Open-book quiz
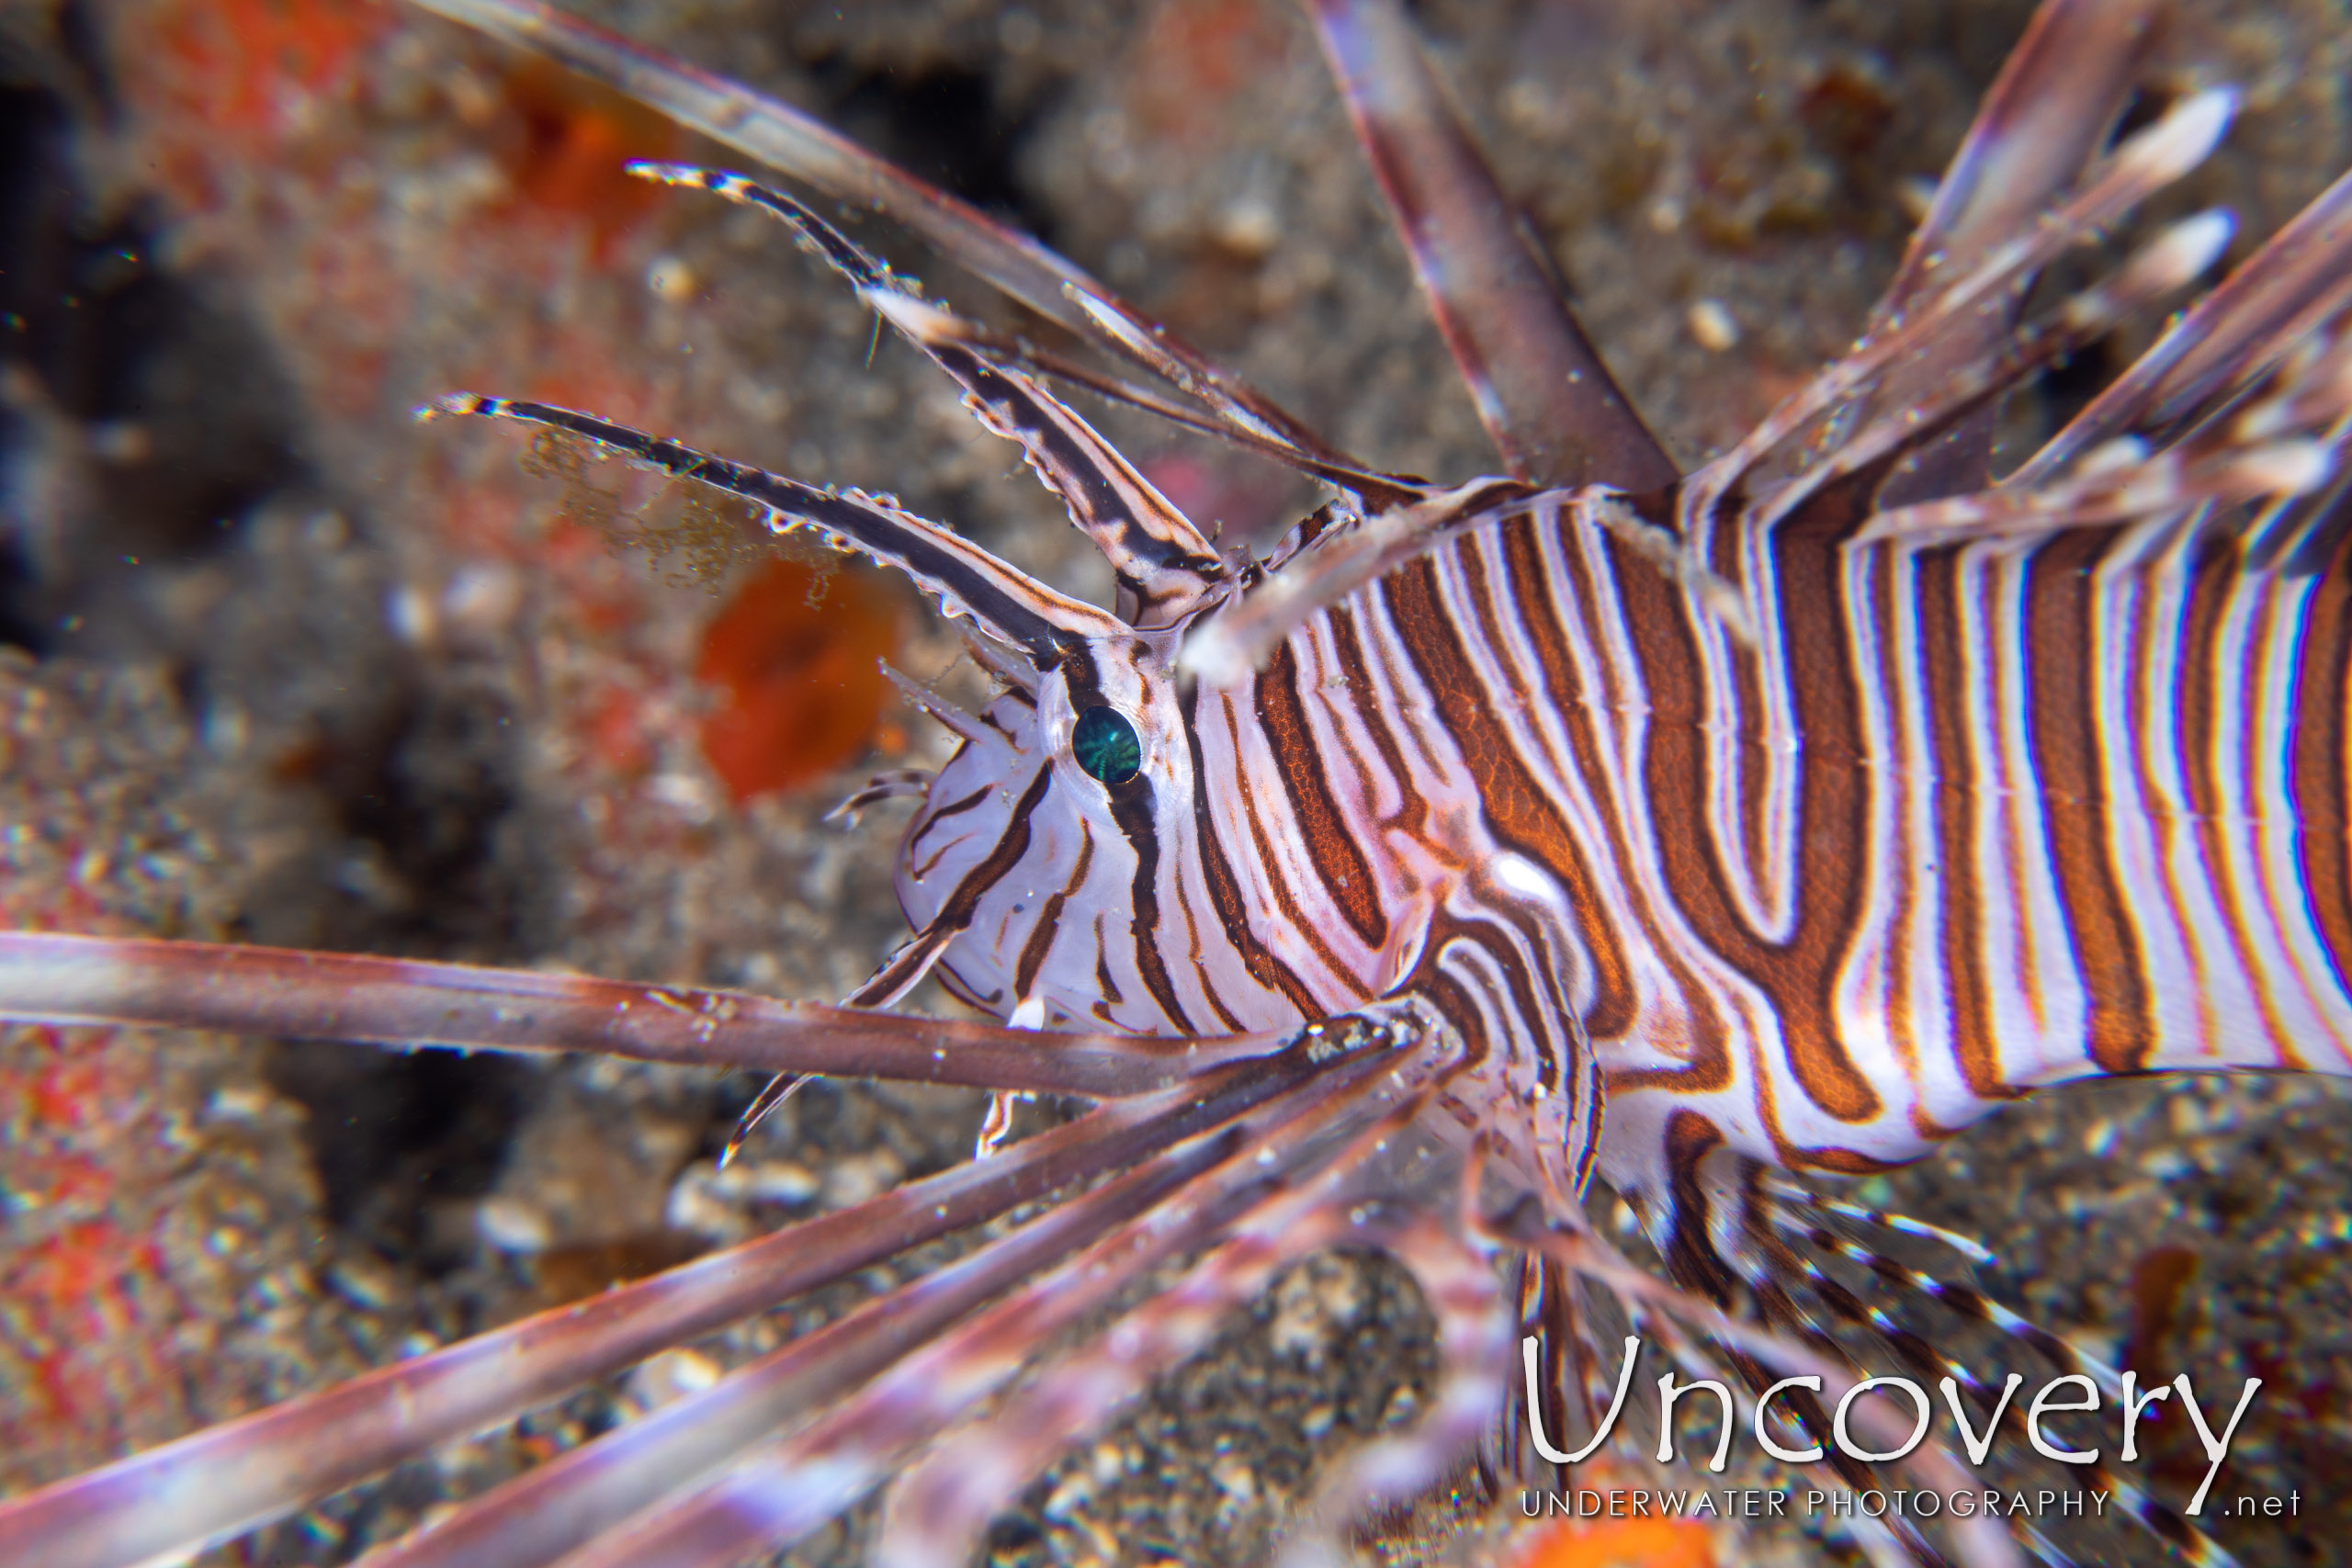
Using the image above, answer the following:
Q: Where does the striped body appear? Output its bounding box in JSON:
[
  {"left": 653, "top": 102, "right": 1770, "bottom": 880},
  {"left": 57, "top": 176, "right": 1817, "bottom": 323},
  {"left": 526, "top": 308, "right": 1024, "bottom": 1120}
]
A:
[
  {"left": 14, "top": 6, "right": 2352, "bottom": 1566},
  {"left": 902, "top": 491, "right": 2352, "bottom": 1213}
]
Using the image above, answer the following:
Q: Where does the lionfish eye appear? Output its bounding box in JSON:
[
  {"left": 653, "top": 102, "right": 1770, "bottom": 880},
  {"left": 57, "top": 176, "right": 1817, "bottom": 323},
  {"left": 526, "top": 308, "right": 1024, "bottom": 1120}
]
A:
[{"left": 1071, "top": 705, "right": 1142, "bottom": 784}]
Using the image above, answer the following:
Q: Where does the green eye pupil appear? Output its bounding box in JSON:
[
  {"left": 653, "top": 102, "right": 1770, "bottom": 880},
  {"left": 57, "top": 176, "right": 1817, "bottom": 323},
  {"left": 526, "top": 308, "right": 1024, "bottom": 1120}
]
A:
[{"left": 1071, "top": 706, "right": 1142, "bottom": 784}]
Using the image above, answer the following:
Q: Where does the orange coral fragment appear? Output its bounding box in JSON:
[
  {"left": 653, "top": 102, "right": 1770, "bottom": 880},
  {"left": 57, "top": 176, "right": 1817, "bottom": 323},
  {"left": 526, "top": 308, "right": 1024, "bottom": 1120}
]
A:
[
  {"left": 492, "top": 60, "right": 679, "bottom": 244},
  {"left": 148, "top": 0, "right": 388, "bottom": 138},
  {"left": 695, "top": 558, "right": 897, "bottom": 802},
  {"left": 1510, "top": 1516, "right": 1716, "bottom": 1568}
]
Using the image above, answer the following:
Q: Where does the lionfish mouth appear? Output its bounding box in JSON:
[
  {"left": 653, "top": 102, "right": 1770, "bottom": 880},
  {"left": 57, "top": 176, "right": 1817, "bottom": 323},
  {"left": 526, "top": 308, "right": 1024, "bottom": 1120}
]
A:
[{"left": 2, "top": 1, "right": 2350, "bottom": 1567}]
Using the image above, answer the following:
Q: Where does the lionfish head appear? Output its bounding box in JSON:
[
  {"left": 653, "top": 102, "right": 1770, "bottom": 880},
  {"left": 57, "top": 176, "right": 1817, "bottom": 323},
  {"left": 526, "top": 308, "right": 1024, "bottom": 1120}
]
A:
[
  {"left": 429, "top": 164, "right": 1261, "bottom": 1033},
  {"left": 861, "top": 450, "right": 1235, "bottom": 1032}
]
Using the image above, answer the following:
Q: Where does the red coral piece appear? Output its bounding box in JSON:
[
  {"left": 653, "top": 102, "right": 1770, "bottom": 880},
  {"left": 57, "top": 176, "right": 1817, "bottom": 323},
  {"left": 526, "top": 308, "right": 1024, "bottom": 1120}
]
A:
[{"left": 695, "top": 558, "right": 897, "bottom": 802}]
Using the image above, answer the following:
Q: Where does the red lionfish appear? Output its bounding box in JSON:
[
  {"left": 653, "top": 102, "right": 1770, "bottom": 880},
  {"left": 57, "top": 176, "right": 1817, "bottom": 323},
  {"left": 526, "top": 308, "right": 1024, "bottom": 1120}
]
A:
[{"left": 5, "top": 0, "right": 2352, "bottom": 1565}]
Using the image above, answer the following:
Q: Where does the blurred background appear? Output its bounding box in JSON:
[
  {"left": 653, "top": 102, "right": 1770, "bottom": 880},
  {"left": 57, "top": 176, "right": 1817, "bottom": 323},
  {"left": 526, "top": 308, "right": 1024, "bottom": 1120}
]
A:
[{"left": 2, "top": 1, "right": 2348, "bottom": 1562}]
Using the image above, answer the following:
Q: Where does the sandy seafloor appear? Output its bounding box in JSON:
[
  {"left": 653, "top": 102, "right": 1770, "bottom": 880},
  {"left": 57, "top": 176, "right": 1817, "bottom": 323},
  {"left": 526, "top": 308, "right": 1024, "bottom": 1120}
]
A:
[{"left": 5, "top": 0, "right": 2352, "bottom": 1563}]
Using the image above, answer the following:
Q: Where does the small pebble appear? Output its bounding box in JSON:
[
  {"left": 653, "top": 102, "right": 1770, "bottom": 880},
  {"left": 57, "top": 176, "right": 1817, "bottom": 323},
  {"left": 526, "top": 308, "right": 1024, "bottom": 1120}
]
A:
[
  {"left": 645, "top": 255, "right": 695, "bottom": 302},
  {"left": 1688, "top": 298, "right": 1741, "bottom": 352},
  {"left": 625, "top": 1347, "right": 721, "bottom": 1414},
  {"left": 476, "top": 1196, "right": 553, "bottom": 1254}
]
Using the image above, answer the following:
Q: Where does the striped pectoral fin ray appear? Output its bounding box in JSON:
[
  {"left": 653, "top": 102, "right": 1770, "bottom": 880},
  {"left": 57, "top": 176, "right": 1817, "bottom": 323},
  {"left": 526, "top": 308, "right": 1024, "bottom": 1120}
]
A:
[
  {"left": 1503, "top": 1213, "right": 2012, "bottom": 1566},
  {"left": 873, "top": 1195, "right": 1358, "bottom": 1568},
  {"left": 555, "top": 1026, "right": 1437, "bottom": 1568},
  {"left": 1283, "top": 1216, "right": 1514, "bottom": 1557},
  {"left": 1540, "top": 1168, "right": 2087, "bottom": 1566},
  {"left": 868, "top": 1042, "right": 1455, "bottom": 1568},
  {"left": 0, "top": 932, "right": 1296, "bottom": 1099},
  {"left": 421, "top": 390, "right": 1125, "bottom": 666},
  {"left": 349, "top": 1043, "right": 1370, "bottom": 1568},
  {"left": 352, "top": 1202, "right": 1081, "bottom": 1568},
  {"left": 1510, "top": 1251, "right": 1624, "bottom": 1474},
  {"left": 0, "top": 1055, "right": 1330, "bottom": 1568},
  {"left": 1610, "top": 1122, "right": 2240, "bottom": 1566},
  {"left": 1306, "top": 0, "right": 1675, "bottom": 492},
  {"left": 1745, "top": 1175, "right": 2236, "bottom": 1565}
]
